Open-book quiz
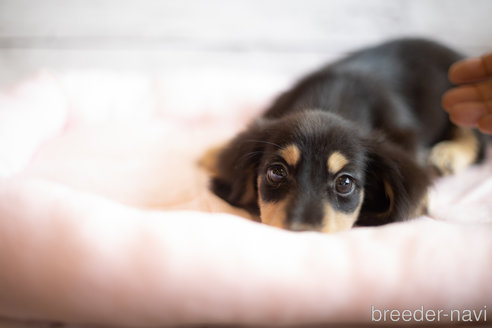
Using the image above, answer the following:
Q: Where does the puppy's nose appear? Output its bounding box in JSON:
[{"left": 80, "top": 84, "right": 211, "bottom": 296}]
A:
[
  {"left": 288, "top": 222, "right": 321, "bottom": 232},
  {"left": 287, "top": 196, "right": 324, "bottom": 230}
]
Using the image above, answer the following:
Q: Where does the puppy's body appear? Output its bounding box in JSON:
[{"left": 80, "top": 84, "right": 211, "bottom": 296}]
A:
[
  {"left": 266, "top": 39, "right": 457, "bottom": 149},
  {"left": 209, "top": 38, "right": 486, "bottom": 232}
]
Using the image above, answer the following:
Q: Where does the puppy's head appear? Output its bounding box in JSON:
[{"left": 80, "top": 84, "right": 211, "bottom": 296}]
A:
[{"left": 211, "top": 111, "right": 430, "bottom": 232}]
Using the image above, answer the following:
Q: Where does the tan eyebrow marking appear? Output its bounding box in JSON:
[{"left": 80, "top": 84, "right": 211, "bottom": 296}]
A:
[
  {"left": 327, "top": 151, "right": 349, "bottom": 174},
  {"left": 279, "top": 144, "right": 301, "bottom": 166}
]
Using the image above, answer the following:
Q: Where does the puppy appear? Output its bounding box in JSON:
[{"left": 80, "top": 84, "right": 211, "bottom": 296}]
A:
[{"left": 206, "top": 38, "right": 487, "bottom": 232}]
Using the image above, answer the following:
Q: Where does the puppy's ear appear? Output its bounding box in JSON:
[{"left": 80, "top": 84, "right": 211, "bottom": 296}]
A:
[
  {"left": 209, "top": 119, "right": 269, "bottom": 216},
  {"left": 357, "top": 137, "right": 431, "bottom": 226}
]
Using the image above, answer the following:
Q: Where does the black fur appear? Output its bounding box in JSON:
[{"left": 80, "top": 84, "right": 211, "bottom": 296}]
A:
[{"left": 210, "top": 38, "right": 486, "bottom": 230}]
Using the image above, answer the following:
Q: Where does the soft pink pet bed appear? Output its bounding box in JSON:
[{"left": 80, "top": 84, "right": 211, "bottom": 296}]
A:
[{"left": 0, "top": 72, "right": 491, "bottom": 327}]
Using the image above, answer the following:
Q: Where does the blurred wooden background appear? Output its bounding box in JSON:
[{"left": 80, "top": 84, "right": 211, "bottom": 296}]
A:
[{"left": 1, "top": 0, "right": 492, "bottom": 87}]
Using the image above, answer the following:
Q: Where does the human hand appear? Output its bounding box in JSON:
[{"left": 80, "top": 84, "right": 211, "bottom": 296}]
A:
[{"left": 442, "top": 53, "right": 492, "bottom": 134}]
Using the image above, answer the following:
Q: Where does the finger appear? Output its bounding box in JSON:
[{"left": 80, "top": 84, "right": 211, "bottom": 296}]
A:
[
  {"left": 442, "top": 79, "right": 492, "bottom": 112},
  {"left": 442, "top": 85, "right": 481, "bottom": 112},
  {"left": 475, "top": 78, "right": 492, "bottom": 102},
  {"left": 448, "top": 102, "right": 488, "bottom": 127},
  {"left": 448, "top": 53, "right": 492, "bottom": 84},
  {"left": 478, "top": 113, "right": 492, "bottom": 134}
]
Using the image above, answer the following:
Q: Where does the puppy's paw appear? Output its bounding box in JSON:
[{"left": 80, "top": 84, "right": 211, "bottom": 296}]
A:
[
  {"left": 428, "top": 141, "right": 474, "bottom": 175},
  {"left": 198, "top": 143, "right": 225, "bottom": 177},
  {"left": 412, "top": 192, "right": 429, "bottom": 217}
]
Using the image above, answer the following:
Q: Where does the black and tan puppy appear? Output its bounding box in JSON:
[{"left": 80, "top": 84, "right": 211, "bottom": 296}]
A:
[{"left": 207, "top": 38, "right": 486, "bottom": 232}]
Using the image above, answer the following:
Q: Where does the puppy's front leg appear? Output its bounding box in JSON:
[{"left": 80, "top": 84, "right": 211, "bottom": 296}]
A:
[{"left": 428, "top": 127, "right": 481, "bottom": 175}]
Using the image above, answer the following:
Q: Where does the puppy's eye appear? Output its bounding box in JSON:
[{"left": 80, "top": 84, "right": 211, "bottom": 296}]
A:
[
  {"left": 266, "top": 164, "right": 288, "bottom": 185},
  {"left": 335, "top": 175, "right": 355, "bottom": 195}
]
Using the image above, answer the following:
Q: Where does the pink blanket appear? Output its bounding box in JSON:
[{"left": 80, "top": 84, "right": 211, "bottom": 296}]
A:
[{"left": 0, "top": 72, "right": 491, "bottom": 327}]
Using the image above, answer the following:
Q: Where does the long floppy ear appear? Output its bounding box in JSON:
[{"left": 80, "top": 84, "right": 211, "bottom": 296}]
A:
[
  {"left": 356, "top": 137, "right": 431, "bottom": 226},
  {"left": 209, "top": 119, "right": 270, "bottom": 216}
]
